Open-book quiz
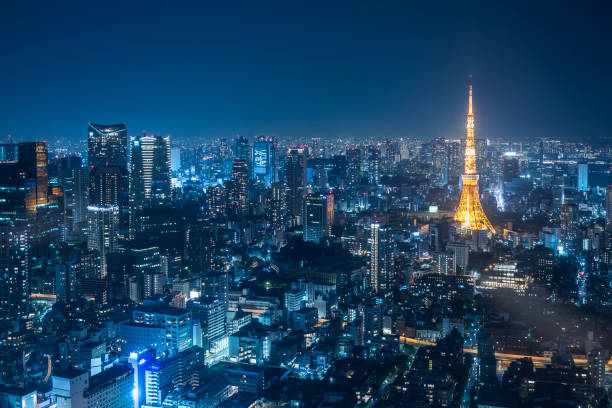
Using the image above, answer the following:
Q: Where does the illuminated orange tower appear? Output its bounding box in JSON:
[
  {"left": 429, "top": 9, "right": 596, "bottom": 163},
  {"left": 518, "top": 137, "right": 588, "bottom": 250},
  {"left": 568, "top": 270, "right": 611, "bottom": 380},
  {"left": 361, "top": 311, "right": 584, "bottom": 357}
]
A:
[{"left": 454, "top": 85, "right": 495, "bottom": 233}]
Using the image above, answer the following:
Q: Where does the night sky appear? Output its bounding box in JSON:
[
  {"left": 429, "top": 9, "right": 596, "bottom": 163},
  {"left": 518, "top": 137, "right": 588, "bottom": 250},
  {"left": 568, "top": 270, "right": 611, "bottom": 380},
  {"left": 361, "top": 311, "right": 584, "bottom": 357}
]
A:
[{"left": 1, "top": 1, "right": 611, "bottom": 144}]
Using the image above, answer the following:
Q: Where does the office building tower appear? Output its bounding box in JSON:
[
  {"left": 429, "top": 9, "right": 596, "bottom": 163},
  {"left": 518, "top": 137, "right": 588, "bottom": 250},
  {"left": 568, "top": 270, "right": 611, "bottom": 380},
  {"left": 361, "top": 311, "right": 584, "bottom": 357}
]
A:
[
  {"left": 88, "top": 123, "right": 127, "bottom": 168},
  {"left": 252, "top": 137, "right": 276, "bottom": 186},
  {"left": 228, "top": 160, "right": 249, "bottom": 218},
  {"left": 502, "top": 152, "right": 520, "bottom": 182},
  {"left": 17, "top": 142, "right": 48, "bottom": 208},
  {"left": 0, "top": 223, "right": 29, "bottom": 320},
  {"left": 88, "top": 123, "right": 128, "bottom": 230},
  {"left": 578, "top": 163, "right": 588, "bottom": 192},
  {"left": 71, "top": 166, "right": 89, "bottom": 240},
  {"left": 187, "top": 297, "right": 227, "bottom": 352},
  {"left": 345, "top": 147, "right": 361, "bottom": 187},
  {"left": 285, "top": 148, "right": 306, "bottom": 219},
  {"left": 368, "top": 223, "right": 393, "bottom": 296},
  {"left": 129, "top": 134, "right": 171, "bottom": 214},
  {"left": 302, "top": 194, "right": 334, "bottom": 242},
  {"left": 232, "top": 136, "right": 250, "bottom": 163},
  {"left": 133, "top": 305, "right": 193, "bottom": 352},
  {"left": 454, "top": 85, "right": 495, "bottom": 232},
  {"left": 188, "top": 225, "right": 217, "bottom": 274},
  {"left": 87, "top": 205, "right": 119, "bottom": 278}
]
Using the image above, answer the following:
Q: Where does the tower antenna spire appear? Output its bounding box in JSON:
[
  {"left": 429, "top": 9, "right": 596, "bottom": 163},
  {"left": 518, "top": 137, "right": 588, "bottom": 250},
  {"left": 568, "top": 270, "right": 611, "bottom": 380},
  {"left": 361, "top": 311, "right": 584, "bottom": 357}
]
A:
[{"left": 454, "top": 82, "right": 495, "bottom": 233}]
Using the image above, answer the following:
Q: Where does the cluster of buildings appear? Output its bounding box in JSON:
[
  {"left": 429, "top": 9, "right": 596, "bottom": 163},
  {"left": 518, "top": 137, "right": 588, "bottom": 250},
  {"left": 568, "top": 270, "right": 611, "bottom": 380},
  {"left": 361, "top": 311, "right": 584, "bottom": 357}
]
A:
[{"left": 0, "top": 87, "right": 612, "bottom": 407}]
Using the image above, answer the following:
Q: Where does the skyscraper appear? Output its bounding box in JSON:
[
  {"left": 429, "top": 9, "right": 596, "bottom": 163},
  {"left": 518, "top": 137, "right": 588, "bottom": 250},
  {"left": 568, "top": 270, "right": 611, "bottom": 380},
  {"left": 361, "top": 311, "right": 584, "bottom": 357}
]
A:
[
  {"left": 367, "top": 145, "right": 381, "bottom": 184},
  {"left": 232, "top": 136, "right": 251, "bottom": 163},
  {"left": 88, "top": 123, "right": 128, "bottom": 231},
  {"left": 17, "top": 142, "right": 48, "bottom": 208},
  {"left": 87, "top": 205, "right": 119, "bottom": 278},
  {"left": 285, "top": 148, "right": 306, "bottom": 219},
  {"left": 88, "top": 123, "right": 127, "bottom": 168},
  {"left": 454, "top": 85, "right": 495, "bottom": 233},
  {"left": 502, "top": 152, "right": 520, "bottom": 182},
  {"left": 560, "top": 203, "right": 578, "bottom": 252},
  {"left": 252, "top": 137, "right": 277, "bottom": 186},
  {"left": 228, "top": 159, "right": 249, "bottom": 218},
  {"left": 129, "top": 134, "right": 172, "bottom": 213},
  {"left": 345, "top": 147, "right": 361, "bottom": 187},
  {"left": 577, "top": 163, "right": 588, "bottom": 192},
  {"left": 302, "top": 194, "right": 334, "bottom": 242},
  {"left": 368, "top": 223, "right": 393, "bottom": 297},
  {"left": 0, "top": 223, "right": 29, "bottom": 320}
]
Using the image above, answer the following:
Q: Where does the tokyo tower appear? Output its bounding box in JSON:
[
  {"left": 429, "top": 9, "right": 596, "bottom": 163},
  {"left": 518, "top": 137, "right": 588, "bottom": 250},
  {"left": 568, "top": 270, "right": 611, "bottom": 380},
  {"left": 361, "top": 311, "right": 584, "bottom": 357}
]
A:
[{"left": 454, "top": 85, "right": 495, "bottom": 233}]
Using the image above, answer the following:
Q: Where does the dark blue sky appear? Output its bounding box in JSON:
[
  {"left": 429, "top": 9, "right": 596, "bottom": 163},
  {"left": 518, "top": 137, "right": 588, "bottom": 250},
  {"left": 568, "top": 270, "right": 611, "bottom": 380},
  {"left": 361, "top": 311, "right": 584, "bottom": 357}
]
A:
[{"left": 1, "top": 1, "right": 611, "bottom": 144}]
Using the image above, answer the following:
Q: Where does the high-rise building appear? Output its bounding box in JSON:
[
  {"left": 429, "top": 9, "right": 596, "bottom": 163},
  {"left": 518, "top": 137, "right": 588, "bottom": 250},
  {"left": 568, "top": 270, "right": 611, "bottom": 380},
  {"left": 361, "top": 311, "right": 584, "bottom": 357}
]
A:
[
  {"left": 88, "top": 123, "right": 128, "bottom": 231},
  {"left": 345, "top": 147, "right": 361, "bottom": 187},
  {"left": 17, "top": 142, "right": 48, "bottom": 208},
  {"left": 361, "top": 296, "right": 382, "bottom": 345},
  {"left": 502, "top": 152, "right": 520, "bottom": 182},
  {"left": 55, "top": 261, "right": 78, "bottom": 303},
  {"left": 228, "top": 160, "right": 249, "bottom": 219},
  {"left": 367, "top": 146, "right": 381, "bottom": 184},
  {"left": 269, "top": 181, "right": 286, "bottom": 232},
  {"left": 302, "top": 194, "right": 334, "bottom": 242},
  {"left": 252, "top": 137, "right": 277, "bottom": 186},
  {"left": 477, "top": 328, "right": 497, "bottom": 386},
  {"left": 368, "top": 223, "right": 393, "bottom": 297},
  {"left": 432, "top": 138, "right": 448, "bottom": 186},
  {"left": 560, "top": 204, "right": 578, "bottom": 252},
  {"left": 588, "top": 348, "right": 608, "bottom": 389},
  {"left": 232, "top": 136, "right": 250, "bottom": 163},
  {"left": 87, "top": 205, "right": 119, "bottom": 278},
  {"left": 129, "top": 134, "right": 171, "bottom": 215},
  {"left": 285, "top": 148, "right": 306, "bottom": 219},
  {"left": 88, "top": 123, "right": 128, "bottom": 168},
  {"left": 187, "top": 297, "right": 227, "bottom": 352},
  {"left": 0, "top": 223, "right": 29, "bottom": 320},
  {"left": 454, "top": 85, "right": 495, "bottom": 233},
  {"left": 170, "top": 147, "right": 181, "bottom": 174},
  {"left": 71, "top": 166, "right": 89, "bottom": 240},
  {"left": 577, "top": 163, "right": 588, "bottom": 192}
]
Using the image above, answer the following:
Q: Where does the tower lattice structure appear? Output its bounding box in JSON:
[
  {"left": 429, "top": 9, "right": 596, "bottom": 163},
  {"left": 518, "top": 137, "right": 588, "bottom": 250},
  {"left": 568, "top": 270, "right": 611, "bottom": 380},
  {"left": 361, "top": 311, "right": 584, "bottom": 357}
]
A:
[{"left": 454, "top": 85, "right": 495, "bottom": 233}]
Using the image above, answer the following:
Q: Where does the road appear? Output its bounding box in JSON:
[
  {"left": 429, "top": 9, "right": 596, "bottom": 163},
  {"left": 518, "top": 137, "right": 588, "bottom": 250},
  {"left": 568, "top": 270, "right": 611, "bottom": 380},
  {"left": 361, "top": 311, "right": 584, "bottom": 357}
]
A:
[{"left": 399, "top": 336, "right": 610, "bottom": 370}]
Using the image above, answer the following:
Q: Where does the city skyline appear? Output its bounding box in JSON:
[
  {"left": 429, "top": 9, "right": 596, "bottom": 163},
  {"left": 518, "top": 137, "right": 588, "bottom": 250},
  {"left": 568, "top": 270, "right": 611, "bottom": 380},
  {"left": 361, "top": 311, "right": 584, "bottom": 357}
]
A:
[
  {"left": 2, "top": 2, "right": 611, "bottom": 144},
  {"left": 2, "top": 3, "right": 612, "bottom": 408}
]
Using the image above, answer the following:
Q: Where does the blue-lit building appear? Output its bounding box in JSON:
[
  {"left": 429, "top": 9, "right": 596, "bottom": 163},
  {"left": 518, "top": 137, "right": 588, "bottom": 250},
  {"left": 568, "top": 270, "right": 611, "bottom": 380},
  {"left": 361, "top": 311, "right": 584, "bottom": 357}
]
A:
[
  {"left": 133, "top": 305, "right": 193, "bottom": 352},
  {"left": 578, "top": 163, "right": 588, "bottom": 192},
  {"left": 252, "top": 137, "right": 277, "bottom": 186}
]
